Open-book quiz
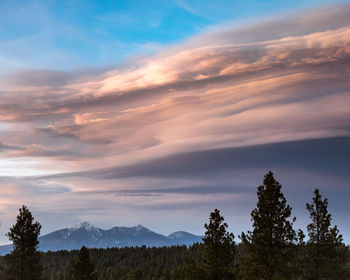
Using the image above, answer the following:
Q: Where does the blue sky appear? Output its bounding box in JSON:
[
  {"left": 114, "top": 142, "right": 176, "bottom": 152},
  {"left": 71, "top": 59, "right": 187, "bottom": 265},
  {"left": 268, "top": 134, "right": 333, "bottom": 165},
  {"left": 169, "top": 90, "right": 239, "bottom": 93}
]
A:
[
  {"left": 1, "top": 0, "right": 349, "bottom": 72},
  {"left": 0, "top": 0, "right": 350, "bottom": 244}
]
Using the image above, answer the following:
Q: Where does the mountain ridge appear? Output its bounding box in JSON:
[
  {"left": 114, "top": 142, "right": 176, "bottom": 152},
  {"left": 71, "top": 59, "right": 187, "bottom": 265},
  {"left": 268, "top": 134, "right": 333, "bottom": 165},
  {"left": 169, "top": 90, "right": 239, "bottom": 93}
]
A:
[{"left": 0, "top": 222, "right": 203, "bottom": 255}]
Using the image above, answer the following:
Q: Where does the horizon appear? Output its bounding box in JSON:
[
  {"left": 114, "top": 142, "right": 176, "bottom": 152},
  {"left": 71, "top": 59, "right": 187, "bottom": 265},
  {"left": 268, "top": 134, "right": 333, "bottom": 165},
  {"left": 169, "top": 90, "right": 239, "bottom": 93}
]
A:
[
  {"left": 0, "top": 220, "right": 204, "bottom": 249},
  {"left": 1, "top": 0, "right": 350, "bottom": 245}
]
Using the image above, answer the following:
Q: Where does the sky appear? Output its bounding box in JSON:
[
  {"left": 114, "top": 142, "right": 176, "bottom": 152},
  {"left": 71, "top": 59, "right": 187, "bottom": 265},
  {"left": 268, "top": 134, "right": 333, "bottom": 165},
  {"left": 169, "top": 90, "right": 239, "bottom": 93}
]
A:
[{"left": 0, "top": 0, "right": 350, "bottom": 245}]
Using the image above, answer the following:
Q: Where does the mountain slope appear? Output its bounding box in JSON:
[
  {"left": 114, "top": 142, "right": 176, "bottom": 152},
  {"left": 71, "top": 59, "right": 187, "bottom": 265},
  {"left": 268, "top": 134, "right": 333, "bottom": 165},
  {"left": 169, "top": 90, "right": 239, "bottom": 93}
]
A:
[
  {"left": 168, "top": 231, "right": 203, "bottom": 246},
  {"left": 0, "top": 222, "right": 203, "bottom": 255}
]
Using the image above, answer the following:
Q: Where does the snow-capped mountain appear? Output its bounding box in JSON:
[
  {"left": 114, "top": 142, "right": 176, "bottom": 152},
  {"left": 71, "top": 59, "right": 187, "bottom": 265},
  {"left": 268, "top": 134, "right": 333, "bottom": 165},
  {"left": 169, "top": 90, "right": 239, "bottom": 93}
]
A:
[{"left": 0, "top": 222, "right": 203, "bottom": 255}]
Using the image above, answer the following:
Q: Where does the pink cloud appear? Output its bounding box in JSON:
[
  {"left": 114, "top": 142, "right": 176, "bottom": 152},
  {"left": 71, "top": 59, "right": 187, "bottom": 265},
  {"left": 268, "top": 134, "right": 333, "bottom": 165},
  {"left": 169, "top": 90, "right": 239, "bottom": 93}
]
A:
[{"left": 1, "top": 4, "right": 350, "bottom": 244}]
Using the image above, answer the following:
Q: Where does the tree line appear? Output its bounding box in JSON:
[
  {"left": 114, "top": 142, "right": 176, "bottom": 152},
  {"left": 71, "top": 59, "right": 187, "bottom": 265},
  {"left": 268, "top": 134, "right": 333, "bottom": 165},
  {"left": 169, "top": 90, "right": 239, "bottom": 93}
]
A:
[{"left": 0, "top": 171, "right": 349, "bottom": 279}]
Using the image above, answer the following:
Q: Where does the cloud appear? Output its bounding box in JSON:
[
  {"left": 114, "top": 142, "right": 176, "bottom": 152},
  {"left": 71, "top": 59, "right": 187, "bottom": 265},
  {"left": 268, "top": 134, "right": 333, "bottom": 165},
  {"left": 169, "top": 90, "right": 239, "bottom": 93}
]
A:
[
  {"left": 187, "top": 3, "right": 350, "bottom": 46},
  {"left": 1, "top": 70, "right": 73, "bottom": 88},
  {"left": 0, "top": 4, "right": 350, "bottom": 243},
  {"left": 0, "top": 4, "right": 349, "bottom": 176},
  {"left": 0, "top": 141, "right": 23, "bottom": 152},
  {"left": 0, "top": 3, "right": 349, "bottom": 177},
  {"left": 40, "top": 137, "right": 349, "bottom": 184}
]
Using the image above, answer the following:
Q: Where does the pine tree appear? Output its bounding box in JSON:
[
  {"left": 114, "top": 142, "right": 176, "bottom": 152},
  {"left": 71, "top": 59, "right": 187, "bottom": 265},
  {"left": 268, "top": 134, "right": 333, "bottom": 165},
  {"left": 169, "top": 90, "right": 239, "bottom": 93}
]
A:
[
  {"left": 4, "top": 205, "right": 43, "bottom": 280},
  {"left": 202, "top": 208, "right": 235, "bottom": 280},
  {"left": 303, "top": 189, "right": 349, "bottom": 280},
  {"left": 185, "top": 258, "right": 205, "bottom": 280},
  {"left": 239, "top": 171, "right": 296, "bottom": 280},
  {"left": 70, "top": 246, "right": 97, "bottom": 280}
]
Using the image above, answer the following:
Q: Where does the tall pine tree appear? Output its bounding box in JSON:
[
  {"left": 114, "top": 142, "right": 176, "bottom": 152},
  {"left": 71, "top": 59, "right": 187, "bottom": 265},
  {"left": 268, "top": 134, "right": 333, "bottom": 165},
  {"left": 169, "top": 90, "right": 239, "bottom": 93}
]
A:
[
  {"left": 70, "top": 246, "right": 97, "bottom": 280},
  {"left": 4, "top": 205, "right": 43, "bottom": 280},
  {"left": 240, "top": 171, "right": 296, "bottom": 280},
  {"left": 202, "top": 208, "right": 235, "bottom": 280},
  {"left": 302, "top": 189, "right": 349, "bottom": 280}
]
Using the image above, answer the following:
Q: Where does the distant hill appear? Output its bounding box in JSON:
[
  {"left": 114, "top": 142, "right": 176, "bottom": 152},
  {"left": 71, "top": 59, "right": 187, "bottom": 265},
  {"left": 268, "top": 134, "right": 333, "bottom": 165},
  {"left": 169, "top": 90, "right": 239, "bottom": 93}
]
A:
[
  {"left": 0, "top": 222, "right": 203, "bottom": 255},
  {"left": 167, "top": 231, "right": 204, "bottom": 246}
]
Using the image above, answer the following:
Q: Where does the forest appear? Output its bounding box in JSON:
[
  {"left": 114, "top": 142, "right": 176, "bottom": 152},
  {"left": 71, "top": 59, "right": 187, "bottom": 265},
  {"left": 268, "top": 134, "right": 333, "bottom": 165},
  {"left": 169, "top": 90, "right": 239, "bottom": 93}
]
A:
[{"left": 0, "top": 171, "right": 349, "bottom": 280}]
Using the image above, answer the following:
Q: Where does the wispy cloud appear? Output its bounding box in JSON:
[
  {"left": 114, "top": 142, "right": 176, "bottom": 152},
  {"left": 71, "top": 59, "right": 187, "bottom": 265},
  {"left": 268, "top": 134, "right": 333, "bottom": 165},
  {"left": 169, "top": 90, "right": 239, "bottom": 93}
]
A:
[{"left": 0, "top": 4, "right": 350, "bottom": 243}]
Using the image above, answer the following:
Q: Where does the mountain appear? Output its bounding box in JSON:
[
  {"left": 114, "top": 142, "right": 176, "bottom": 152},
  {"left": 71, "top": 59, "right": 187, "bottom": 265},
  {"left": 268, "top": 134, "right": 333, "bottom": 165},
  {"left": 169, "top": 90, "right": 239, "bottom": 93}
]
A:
[
  {"left": 0, "top": 222, "right": 203, "bottom": 255},
  {"left": 167, "top": 231, "right": 203, "bottom": 246}
]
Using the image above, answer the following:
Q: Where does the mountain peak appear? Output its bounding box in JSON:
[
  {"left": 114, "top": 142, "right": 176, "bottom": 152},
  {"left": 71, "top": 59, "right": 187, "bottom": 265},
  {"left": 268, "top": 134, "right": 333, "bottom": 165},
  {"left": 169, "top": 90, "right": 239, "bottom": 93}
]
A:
[
  {"left": 135, "top": 224, "right": 147, "bottom": 231},
  {"left": 168, "top": 231, "right": 192, "bottom": 239},
  {"left": 74, "top": 221, "right": 94, "bottom": 230}
]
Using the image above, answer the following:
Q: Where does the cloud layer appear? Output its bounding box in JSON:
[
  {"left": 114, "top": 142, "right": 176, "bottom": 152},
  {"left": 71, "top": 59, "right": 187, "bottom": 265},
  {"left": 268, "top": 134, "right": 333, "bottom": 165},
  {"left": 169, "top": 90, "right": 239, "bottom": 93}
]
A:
[{"left": 0, "top": 4, "right": 350, "bottom": 243}]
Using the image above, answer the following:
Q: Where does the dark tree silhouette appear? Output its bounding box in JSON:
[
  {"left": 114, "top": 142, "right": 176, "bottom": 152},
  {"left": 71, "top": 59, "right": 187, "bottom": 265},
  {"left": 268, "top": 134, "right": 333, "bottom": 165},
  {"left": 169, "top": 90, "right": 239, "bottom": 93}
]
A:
[
  {"left": 302, "top": 189, "right": 349, "bottom": 280},
  {"left": 240, "top": 171, "right": 296, "bottom": 280},
  {"left": 70, "top": 246, "right": 97, "bottom": 280},
  {"left": 4, "top": 205, "right": 43, "bottom": 280},
  {"left": 202, "top": 208, "right": 235, "bottom": 280}
]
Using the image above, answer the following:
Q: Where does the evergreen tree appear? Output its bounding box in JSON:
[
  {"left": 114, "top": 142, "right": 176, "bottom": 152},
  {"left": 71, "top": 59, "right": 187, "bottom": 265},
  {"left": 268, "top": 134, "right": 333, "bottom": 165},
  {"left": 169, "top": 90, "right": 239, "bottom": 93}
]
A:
[
  {"left": 185, "top": 258, "right": 205, "bottom": 280},
  {"left": 70, "top": 246, "right": 97, "bottom": 280},
  {"left": 240, "top": 171, "right": 296, "bottom": 280},
  {"left": 202, "top": 208, "right": 235, "bottom": 280},
  {"left": 303, "top": 189, "right": 349, "bottom": 280},
  {"left": 4, "top": 205, "right": 43, "bottom": 280}
]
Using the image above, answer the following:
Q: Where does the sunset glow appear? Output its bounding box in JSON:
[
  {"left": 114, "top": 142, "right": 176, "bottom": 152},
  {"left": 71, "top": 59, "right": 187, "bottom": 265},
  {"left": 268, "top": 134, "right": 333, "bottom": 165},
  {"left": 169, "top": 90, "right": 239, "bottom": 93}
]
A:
[{"left": 0, "top": 0, "right": 350, "bottom": 245}]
